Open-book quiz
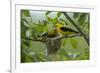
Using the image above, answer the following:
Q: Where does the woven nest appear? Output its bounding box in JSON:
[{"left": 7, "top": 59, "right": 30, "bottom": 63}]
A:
[{"left": 44, "top": 36, "right": 61, "bottom": 55}]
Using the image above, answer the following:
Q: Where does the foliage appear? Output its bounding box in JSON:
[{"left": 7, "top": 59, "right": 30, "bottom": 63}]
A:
[{"left": 21, "top": 10, "right": 89, "bottom": 63}]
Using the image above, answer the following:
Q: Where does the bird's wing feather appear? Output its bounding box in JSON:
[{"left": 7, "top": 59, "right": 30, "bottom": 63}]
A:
[{"left": 60, "top": 27, "right": 78, "bottom": 33}]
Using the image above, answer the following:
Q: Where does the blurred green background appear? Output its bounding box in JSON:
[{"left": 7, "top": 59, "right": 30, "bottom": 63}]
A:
[{"left": 21, "top": 10, "right": 89, "bottom": 63}]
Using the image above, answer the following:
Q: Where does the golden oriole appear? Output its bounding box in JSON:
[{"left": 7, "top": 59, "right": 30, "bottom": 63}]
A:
[{"left": 55, "top": 23, "right": 79, "bottom": 36}]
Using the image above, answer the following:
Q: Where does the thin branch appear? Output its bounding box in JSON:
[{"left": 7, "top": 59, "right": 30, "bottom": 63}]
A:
[
  {"left": 24, "top": 38, "right": 43, "bottom": 42},
  {"left": 62, "top": 12, "right": 89, "bottom": 45},
  {"left": 60, "top": 34, "right": 82, "bottom": 39},
  {"left": 24, "top": 34, "right": 83, "bottom": 42}
]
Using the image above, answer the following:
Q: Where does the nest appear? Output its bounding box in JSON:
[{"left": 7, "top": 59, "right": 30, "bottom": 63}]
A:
[{"left": 44, "top": 36, "right": 61, "bottom": 55}]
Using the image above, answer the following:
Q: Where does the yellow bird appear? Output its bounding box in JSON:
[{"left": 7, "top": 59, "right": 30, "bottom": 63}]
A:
[{"left": 55, "top": 23, "right": 79, "bottom": 37}]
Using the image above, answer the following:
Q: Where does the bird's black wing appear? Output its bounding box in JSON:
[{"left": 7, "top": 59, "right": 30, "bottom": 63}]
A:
[
  {"left": 60, "top": 27, "right": 78, "bottom": 33},
  {"left": 41, "top": 32, "right": 57, "bottom": 38}
]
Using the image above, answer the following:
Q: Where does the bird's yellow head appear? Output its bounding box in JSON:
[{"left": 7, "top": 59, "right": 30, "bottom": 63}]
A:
[
  {"left": 55, "top": 23, "right": 63, "bottom": 28},
  {"left": 55, "top": 23, "right": 63, "bottom": 32}
]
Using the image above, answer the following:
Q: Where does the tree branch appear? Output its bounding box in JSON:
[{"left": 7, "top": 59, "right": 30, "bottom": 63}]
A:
[
  {"left": 60, "top": 34, "right": 82, "bottom": 39},
  {"left": 62, "top": 12, "right": 89, "bottom": 45},
  {"left": 24, "top": 34, "right": 83, "bottom": 42},
  {"left": 24, "top": 38, "right": 43, "bottom": 42}
]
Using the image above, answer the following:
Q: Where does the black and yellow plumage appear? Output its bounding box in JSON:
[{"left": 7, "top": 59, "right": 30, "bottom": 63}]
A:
[{"left": 55, "top": 23, "right": 79, "bottom": 36}]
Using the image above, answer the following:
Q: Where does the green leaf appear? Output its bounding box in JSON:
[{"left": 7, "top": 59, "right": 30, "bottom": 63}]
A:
[
  {"left": 59, "top": 18, "right": 68, "bottom": 25},
  {"left": 47, "top": 23, "right": 54, "bottom": 31},
  {"left": 57, "top": 12, "right": 62, "bottom": 17},
  {"left": 33, "top": 26, "right": 42, "bottom": 33},
  {"left": 78, "top": 13, "right": 87, "bottom": 25},
  {"left": 62, "top": 39, "right": 68, "bottom": 47},
  {"left": 42, "top": 25, "right": 48, "bottom": 32},
  {"left": 52, "top": 17, "right": 58, "bottom": 24},
  {"left": 73, "top": 13, "right": 80, "bottom": 19},
  {"left": 21, "top": 18, "right": 29, "bottom": 24},
  {"left": 46, "top": 16, "right": 52, "bottom": 22},
  {"left": 21, "top": 21, "right": 28, "bottom": 32},
  {"left": 70, "top": 38, "right": 78, "bottom": 49},
  {"left": 41, "top": 20, "right": 48, "bottom": 26},
  {"left": 21, "top": 10, "right": 31, "bottom": 17},
  {"left": 59, "top": 49, "right": 68, "bottom": 58},
  {"left": 45, "top": 11, "right": 52, "bottom": 15},
  {"left": 26, "top": 29, "right": 32, "bottom": 38},
  {"left": 46, "top": 16, "right": 58, "bottom": 24}
]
